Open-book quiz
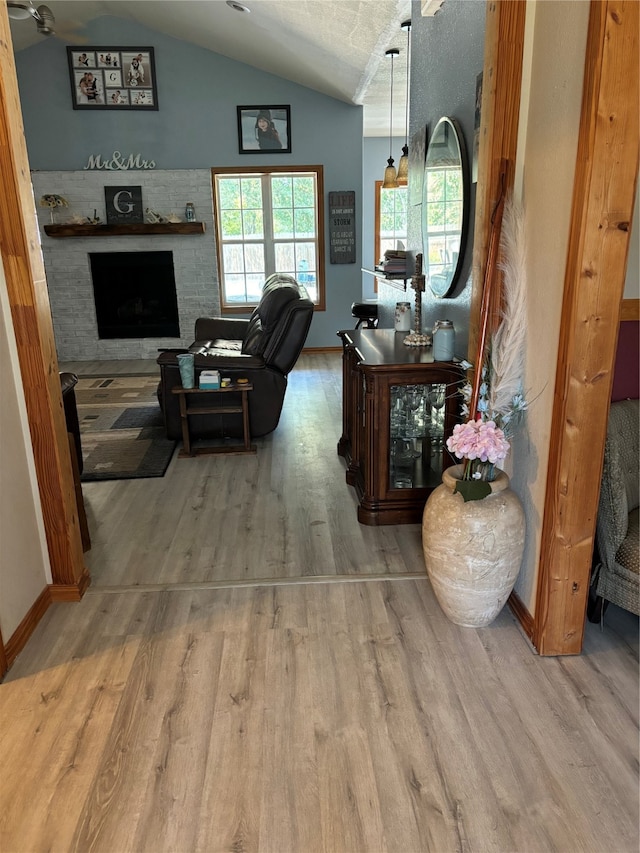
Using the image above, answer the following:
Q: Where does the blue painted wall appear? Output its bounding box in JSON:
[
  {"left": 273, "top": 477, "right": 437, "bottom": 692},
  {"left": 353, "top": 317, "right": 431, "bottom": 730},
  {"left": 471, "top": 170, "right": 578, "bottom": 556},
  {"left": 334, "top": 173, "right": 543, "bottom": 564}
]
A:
[{"left": 14, "top": 15, "right": 364, "bottom": 348}]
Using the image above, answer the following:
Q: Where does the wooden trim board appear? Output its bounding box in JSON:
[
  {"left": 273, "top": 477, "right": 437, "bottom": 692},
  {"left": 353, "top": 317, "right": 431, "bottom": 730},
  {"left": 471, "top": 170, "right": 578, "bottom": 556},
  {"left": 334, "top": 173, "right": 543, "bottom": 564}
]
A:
[
  {"left": 508, "top": 590, "right": 535, "bottom": 641},
  {"left": 620, "top": 298, "right": 639, "bottom": 321},
  {"left": 49, "top": 569, "right": 92, "bottom": 602},
  {"left": 0, "top": 13, "right": 87, "bottom": 590},
  {"left": 3, "top": 586, "right": 51, "bottom": 668},
  {"left": 0, "top": 626, "right": 7, "bottom": 679},
  {"left": 534, "top": 0, "right": 639, "bottom": 655}
]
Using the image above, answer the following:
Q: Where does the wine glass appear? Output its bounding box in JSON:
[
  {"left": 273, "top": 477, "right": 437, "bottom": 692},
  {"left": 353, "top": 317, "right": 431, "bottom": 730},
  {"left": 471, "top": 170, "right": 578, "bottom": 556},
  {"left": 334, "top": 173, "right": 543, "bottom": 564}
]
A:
[
  {"left": 390, "top": 386, "right": 407, "bottom": 438},
  {"left": 391, "top": 438, "right": 414, "bottom": 488},
  {"left": 428, "top": 385, "right": 446, "bottom": 448},
  {"left": 405, "top": 385, "right": 425, "bottom": 457}
]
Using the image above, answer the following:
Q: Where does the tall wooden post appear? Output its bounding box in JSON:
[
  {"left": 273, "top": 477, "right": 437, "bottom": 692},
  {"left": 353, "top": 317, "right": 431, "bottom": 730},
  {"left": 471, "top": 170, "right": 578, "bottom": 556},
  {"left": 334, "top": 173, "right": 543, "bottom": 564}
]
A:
[
  {"left": 0, "top": 5, "right": 88, "bottom": 598},
  {"left": 534, "top": 0, "right": 639, "bottom": 654}
]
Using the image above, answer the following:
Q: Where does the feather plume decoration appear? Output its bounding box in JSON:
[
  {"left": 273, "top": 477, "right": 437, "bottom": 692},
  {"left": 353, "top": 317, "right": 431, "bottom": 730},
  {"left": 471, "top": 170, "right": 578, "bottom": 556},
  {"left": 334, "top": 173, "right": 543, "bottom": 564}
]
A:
[
  {"left": 487, "top": 197, "right": 527, "bottom": 435},
  {"left": 447, "top": 196, "right": 528, "bottom": 485}
]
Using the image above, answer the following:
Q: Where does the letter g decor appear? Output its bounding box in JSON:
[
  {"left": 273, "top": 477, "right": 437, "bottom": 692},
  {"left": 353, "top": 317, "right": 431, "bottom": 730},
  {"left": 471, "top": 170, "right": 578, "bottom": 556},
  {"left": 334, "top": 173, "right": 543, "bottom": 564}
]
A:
[{"left": 104, "top": 185, "right": 144, "bottom": 224}]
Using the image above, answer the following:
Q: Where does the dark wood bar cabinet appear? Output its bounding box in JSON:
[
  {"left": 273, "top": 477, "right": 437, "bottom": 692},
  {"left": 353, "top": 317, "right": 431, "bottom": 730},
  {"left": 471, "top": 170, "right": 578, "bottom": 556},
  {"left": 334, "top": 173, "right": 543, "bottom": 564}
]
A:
[{"left": 337, "top": 328, "right": 463, "bottom": 525}]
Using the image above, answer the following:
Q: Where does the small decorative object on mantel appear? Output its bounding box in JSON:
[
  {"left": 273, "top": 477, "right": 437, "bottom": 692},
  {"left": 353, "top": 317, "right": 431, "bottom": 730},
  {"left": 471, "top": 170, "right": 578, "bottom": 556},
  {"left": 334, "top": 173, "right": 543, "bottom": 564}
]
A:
[
  {"left": 104, "top": 185, "right": 143, "bottom": 224},
  {"left": 145, "top": 209, "right": 183, "bottom": 224},
  {"left": 39, "top": 194, "right": 68, "bottom": 224},
  {"left": 403, "top": 252, "right": 431, "bottom": 347},
  {"left": 145, "top": 208, "right": 166, "bottom": 224},
  {"left": 422, "top": 192, "right": 529, "bottom": 627}
]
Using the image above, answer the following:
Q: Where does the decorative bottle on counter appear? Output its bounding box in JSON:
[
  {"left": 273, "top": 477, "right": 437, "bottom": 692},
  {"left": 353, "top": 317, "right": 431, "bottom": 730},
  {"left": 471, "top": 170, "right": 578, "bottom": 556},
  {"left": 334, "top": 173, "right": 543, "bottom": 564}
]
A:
[
  {"left": 185, "top": 202, "right": 196, "bottom": 222},
  {"left": 394, "top": 302, "right": 411, "bottom": 332},
  {"left": 433, "top": 319, "right": 455, "bottom": 361}
]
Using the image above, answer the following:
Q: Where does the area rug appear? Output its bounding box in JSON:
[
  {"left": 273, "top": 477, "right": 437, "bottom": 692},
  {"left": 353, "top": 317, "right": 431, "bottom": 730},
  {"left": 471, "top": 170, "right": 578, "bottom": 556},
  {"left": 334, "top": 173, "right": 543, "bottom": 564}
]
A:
[{"left": 75, "top": 374, "right": 176, "bottom": 482}]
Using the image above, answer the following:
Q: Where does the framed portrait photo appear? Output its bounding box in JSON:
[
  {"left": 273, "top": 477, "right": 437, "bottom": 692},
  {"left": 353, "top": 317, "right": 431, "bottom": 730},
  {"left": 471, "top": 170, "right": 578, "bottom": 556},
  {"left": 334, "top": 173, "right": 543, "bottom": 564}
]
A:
[
  {"left": 67, "top": 47, "right": 158, "bottom": 110},
  {"left": 237, "top": 105, "right": 291, "bottom": 154}
]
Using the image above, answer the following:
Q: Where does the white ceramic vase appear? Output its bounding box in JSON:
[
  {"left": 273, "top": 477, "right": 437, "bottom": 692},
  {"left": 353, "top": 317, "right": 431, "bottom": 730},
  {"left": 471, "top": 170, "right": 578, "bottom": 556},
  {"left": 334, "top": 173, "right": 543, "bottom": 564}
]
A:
[{"left": 422, "top": 464, "right": 525, "bottom": 627}]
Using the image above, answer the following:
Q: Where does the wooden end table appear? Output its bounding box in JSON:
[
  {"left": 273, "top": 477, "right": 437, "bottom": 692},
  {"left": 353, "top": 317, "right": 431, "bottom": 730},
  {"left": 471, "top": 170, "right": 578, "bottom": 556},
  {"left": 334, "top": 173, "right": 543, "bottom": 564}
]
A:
[{"left": 171, "top": 383, "right": 256, "bottom": 457}]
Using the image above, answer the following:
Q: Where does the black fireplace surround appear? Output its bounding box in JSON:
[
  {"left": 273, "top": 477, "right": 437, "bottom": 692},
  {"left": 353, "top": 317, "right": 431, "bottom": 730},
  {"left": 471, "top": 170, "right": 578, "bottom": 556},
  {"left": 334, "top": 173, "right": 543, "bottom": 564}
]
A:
[{"left": 90, "top": 251, "right": 180, "bottom": 339}]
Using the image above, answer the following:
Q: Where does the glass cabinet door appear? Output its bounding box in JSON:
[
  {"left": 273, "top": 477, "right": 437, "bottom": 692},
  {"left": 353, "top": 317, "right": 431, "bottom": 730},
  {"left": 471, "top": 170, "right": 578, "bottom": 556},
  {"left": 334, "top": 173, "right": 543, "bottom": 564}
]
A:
[{"left": 389, "top": 382, "right": 449, "bottom": 490}]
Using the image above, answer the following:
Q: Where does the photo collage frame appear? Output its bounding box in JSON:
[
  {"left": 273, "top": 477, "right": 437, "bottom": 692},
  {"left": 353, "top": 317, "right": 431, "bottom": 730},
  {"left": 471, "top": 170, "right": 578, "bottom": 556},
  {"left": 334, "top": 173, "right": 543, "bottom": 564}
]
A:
[{"left": 67, "top": 47, "right": 158, "bottom": 110}]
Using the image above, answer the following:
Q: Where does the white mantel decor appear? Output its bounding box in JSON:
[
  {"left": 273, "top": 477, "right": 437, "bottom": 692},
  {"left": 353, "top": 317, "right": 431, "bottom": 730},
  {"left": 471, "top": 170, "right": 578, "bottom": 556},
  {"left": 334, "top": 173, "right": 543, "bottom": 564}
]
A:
[{"left": 84, "top": 151, "right": 156, "bottom": 170}]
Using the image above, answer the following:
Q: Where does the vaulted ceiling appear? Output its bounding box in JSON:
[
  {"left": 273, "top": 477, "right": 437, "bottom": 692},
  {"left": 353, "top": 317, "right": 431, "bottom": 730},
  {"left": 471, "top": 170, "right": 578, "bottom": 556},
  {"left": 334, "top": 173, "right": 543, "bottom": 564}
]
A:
[{"left": 7, "top": 0, "right": 416, "bottom": 135}]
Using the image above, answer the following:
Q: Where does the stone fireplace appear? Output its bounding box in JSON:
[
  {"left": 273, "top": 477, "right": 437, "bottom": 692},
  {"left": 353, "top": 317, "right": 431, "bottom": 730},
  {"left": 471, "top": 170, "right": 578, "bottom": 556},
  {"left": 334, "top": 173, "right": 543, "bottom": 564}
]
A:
[{"left": 31, "top": 170, "right": 220, "bottom": 361}]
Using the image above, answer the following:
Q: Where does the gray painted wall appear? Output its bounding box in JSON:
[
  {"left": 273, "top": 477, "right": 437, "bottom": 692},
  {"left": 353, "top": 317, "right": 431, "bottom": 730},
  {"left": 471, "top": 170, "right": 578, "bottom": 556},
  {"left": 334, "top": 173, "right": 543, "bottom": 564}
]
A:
[
  {"left": 14, "top": 15, "right": 364, "bottom": 348},
  {"left": 376, "top": 0, "right": 485, "bottom": 356}
]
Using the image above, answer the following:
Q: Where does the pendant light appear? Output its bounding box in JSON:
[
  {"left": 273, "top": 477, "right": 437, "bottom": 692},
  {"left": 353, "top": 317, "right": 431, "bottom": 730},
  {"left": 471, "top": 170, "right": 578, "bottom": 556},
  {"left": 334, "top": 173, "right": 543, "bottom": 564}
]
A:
[
  {"left": 382, "top": 48, "right": 400, "bottom": 188},
  {"left": 396, "top": 20, "right": 411, "bottom": 184}
]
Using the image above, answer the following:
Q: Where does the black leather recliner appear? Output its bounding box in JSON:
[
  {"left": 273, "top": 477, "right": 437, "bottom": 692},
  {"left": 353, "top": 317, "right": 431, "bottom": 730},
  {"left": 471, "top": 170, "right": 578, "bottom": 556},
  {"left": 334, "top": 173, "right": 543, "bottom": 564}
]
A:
[{"left": 157, "top": 274, "right": 313, "bottom": 440}]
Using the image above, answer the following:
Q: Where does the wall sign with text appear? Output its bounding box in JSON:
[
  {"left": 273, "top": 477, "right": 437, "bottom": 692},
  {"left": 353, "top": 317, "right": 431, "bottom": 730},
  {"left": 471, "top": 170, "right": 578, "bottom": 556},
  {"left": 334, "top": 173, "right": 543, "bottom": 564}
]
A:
[
  {"left": 328, "top": 191, "right": 356, "bottom": 264},
  {"left": 104, "top": 186, "right": 144, "bottom": 224}
]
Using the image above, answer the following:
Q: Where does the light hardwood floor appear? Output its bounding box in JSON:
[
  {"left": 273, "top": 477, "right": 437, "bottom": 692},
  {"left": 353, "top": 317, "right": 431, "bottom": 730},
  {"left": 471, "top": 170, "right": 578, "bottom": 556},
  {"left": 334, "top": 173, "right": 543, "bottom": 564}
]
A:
[
  {"left": 1, "top": 353, "right": 637, "bottom": 853},
  {"left": 63, "top": 353, "right": 428, "bottom": 589}
]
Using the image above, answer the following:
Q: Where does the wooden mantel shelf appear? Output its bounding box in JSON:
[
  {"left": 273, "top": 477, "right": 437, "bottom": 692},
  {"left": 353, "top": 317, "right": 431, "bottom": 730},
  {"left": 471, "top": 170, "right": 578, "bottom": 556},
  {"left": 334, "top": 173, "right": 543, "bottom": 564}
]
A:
[{"left": 43, "top": 222, "right": 206, "bottom": 238}]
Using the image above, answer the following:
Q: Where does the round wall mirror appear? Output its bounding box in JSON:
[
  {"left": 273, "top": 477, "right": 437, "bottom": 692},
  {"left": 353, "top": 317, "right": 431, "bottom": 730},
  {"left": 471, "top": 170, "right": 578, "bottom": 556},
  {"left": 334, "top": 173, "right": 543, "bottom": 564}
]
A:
[{"left": 421, "top": 116, "right": 468, "bottom": 298}]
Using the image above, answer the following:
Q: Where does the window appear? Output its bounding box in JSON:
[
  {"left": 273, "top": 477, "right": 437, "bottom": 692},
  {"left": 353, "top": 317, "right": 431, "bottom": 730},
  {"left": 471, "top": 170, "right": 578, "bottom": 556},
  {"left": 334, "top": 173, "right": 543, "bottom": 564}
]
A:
[
  {"left": 374, "top": 180, "right": 408, "bottom": 280},
  {"left": 212, "top": 165, "right": 325, "bottom": 311},
  {"left": 423, "top": 164, "right": 463, "bottom": 281}
]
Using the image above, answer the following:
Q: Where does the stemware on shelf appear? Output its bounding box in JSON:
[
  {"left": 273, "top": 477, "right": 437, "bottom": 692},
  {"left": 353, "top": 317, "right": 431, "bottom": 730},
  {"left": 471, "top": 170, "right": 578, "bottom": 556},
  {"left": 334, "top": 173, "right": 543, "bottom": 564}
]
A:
[{"left": 428, "top": 384, "right": 446, "bottom": 448}]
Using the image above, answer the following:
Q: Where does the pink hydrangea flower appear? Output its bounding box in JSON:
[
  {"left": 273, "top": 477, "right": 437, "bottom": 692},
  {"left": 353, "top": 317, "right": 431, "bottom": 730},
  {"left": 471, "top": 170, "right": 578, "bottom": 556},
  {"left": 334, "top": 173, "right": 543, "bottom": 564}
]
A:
[{"left": 446, "top": 419, "right": 510, "bottom": 465}]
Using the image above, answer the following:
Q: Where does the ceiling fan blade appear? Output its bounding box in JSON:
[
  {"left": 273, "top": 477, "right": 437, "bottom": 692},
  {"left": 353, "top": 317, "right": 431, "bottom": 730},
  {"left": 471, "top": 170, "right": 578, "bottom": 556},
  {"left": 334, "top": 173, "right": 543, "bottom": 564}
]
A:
[{"left": 56, "top": 24, "right": 89, "bottom": 45}]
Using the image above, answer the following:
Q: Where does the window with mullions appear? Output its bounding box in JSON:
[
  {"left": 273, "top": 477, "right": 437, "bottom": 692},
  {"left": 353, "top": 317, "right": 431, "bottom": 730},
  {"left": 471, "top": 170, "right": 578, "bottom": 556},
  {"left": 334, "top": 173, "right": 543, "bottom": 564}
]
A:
[
  {"left": 212, "top": 166, "right": 325, "bottom": 311},
  {"left": 423, "top": 166, "right": 463, "bottom": 278},
  {"left": 374, "top": 181, "right": 407, "bottom": 289}
]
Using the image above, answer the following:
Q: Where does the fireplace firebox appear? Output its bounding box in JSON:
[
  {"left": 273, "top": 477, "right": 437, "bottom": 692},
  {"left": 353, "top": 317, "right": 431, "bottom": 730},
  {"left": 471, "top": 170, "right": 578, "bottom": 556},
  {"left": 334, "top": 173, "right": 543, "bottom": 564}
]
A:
[{"left": 90, "top": 251, "right": 180, "bottom": 339}]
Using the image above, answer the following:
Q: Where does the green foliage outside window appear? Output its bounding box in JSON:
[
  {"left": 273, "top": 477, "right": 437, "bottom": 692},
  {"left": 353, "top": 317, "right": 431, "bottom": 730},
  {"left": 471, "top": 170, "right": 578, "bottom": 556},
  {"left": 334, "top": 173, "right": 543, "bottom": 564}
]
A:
[
  {"left": 240, "top": 177, "right": 262, "bottom": 209},
  {"left": 380, "top": 187, "right": 407, "bottom": 238},
  {"left": 293, "top": 177, "right": 315, "bottom": 208},
  {"left": 219, "top": 178, "right": 241, "bottom": 209},
  {"left": 215, "top": 169, "right": 322, "bottom": 308}
]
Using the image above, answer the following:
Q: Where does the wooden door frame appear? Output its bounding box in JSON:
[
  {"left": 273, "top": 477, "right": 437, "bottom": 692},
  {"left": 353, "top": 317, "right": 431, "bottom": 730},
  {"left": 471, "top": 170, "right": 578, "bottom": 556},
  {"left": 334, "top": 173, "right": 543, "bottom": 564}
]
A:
[
  {"left": 533, "top": 0, "right": 638, "bottom": 654},
  {"left": 472, "top": 0, "right": 638, "bottom": 654},
  {"left": 0, "top": 1, "right": 636, "bottom": 658},
  {"left": 0, "top": 9, "right": 88, "bottom": 600}
]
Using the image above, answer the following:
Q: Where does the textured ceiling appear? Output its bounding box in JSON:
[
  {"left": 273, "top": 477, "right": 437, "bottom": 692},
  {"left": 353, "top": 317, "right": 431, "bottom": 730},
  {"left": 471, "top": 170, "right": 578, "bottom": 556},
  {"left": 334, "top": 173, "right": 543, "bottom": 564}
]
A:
[{"left": 8, "top": 0, "right": 413, "bottom": 135}]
